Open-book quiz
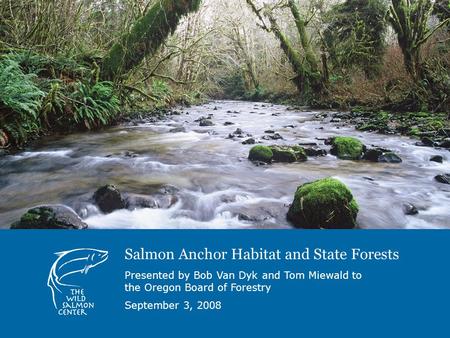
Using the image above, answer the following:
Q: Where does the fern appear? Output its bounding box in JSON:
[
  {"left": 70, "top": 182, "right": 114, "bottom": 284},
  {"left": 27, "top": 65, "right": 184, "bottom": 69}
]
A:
[
  {"left": 0, "top": 56, "right": 45, "bottom": 145},
  {"left": 70, "top": 81, "right": 120, "bottom": 129}
]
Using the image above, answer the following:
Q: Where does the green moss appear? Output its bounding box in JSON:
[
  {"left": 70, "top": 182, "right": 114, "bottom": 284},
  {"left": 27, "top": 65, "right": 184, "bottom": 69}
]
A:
[
  {"left": 248, "top": 145, "right": 273, "bottom": 163},
  {"left": 291, "top": 146, "right": 307, "bottom": 161},
  {"left": 270, "top": 146, "right": 297, "bottom": 163},
  {"left": 408, "top": 127, "right": 420, "bottom": 136},
  {"left": 101, "top": 0, "right": 202, "bottom": 80},
  {"left": 287, "top": 177, "right": 359, "bottom": 229},
  {"left": 330, "top": 136, "right": 364, "bottom": 160},
  {"left": 21, "top": 210, "right": 41, "bottom": 223}
]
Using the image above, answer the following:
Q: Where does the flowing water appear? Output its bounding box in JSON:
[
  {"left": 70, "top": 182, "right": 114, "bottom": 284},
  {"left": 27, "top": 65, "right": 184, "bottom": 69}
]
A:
[{"left": 1, "top": 100, "right": 449, "bottom": 229}]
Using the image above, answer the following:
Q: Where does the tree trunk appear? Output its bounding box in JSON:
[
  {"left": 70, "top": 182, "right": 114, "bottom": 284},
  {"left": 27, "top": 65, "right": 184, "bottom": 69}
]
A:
[
  {"left": 101, "top": 0, "right": 202, "bottom": 81},
  {"left": 267, "top": 14, "right": 306, "bottom": 93}
]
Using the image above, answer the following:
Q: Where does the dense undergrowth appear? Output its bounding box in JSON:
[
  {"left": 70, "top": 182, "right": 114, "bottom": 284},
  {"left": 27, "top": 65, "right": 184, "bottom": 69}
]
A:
[{"left": 0, "top": 51, "right": 202, "bottom": 150}]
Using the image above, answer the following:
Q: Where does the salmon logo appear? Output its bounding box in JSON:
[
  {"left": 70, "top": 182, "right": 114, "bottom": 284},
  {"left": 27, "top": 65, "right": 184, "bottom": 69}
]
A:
[{"left": 48, "top": 248, "right": 108, "bottom": 315}]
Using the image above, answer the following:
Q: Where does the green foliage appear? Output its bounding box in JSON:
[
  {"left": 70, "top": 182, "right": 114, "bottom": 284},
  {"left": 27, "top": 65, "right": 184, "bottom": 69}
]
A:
[
  {"left": 324, "top": 0, "right": 388, "bottom": 77},
  {"left": 70, "top": 81, "right": 120, "bottom": 129},
  {"left": 0, "top": 56, "right": 45, "bottom": 145},
  {"left": 151, "top": 79, "right": 173, "bottom": 107},
  {"left": 388, "top": 0, "right": 449, "bottom": 80}
]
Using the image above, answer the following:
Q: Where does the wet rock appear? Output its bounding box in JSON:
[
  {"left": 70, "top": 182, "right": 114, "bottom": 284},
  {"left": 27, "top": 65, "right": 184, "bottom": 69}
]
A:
[
  {"left": 362, "top": 148, "right": 384, "bottom": 162},
  {"left": 416, "top": 137, "right": 436, "bottom": 147},
  {"left": 93, "top": 185, "right": 125, "bottom": 214},
  {"left": 242, "top": 138, "right": 256, "bottom": 145},
  {"left": 270, "top": 146, "right": 297, "bottom": 163},
  {"left": 403, "top": 203, "right": 419, "bottom": 216},
  {"left": 304, "top": 147, "right": 327, "bottom": 157},
  {"left": 11, "top": 205, "right": 88, "bottom": 230},
  {"left": 124, "top": 193, "right": 178, "bottom": 210},
  {"left": 364, "top": 150, "right": 402, "bottom": 163},
  {"left": 262, "top": 133, "right": 283, "bottom": 141},
  {"left": 291, "top": 146, "right": 308, "bottom": 162},
  {"left": 287, "top": 178, "right": 358, "bottom": 229},
  {"left": 194, "top": 116, "right": 210, "bottom": 122},
  {"left": 231, "top": 203, "right": 285, "bottom": 223},
  {"left": 199, "top": 119, "right": 214, "bottom": 127},
  {"left": 248, "top": 145, "right": 273, "bottom": 163},
  {"left": 283, "top": 125, "right": 295, "bottom": 128},
  {"left": 224, "top": 122, "right": 234, "bottom": 126},
  {"left": 379, "top": 152, "right": 402, "bottom": 163},
  {"left": 435, "top": 174, "right": 450, "bottom": 185},
  {"left": 170, "top": 127, "right": 186, "bottom": 133},
  {"left": 430, "top": 155, "right": 444, "bottom": 163},
  {"left": 439, "top": 138, "right": 450, "bottom": 149},
  {"left": 329, "top": 136, "right": 365, "bottom": 160},
  {"left": 265, "top": 130, "right": 275, "bottom": 134}
]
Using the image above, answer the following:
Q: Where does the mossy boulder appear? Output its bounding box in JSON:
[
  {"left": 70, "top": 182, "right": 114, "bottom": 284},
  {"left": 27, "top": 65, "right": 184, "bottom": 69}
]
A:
[
  {"left": 291, "top": 146, "right": 308, "bottom": 161},
  {"left": 270, "top": 146, "right": 297, "bottom": 163},
  {"left": 287, "top": 178, "right": 359, "bottom": 229},
  {"left": 248, "top": 145, "right": 273, "bottom": 163},
  {"left": 330, "top": 137, "right": 365, "bottom": 160},
  {"left": 11, "top": 205, "right": 88, "bottom": 230}
]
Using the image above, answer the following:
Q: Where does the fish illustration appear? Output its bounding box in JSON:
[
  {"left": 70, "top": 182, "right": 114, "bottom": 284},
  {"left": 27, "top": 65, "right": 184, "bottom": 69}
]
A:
[{"left": 48, "top": 248, "right": 109, "bottom": 308}]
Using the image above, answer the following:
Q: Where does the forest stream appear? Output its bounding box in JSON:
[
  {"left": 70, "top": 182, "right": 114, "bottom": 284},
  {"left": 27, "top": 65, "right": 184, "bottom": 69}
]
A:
[{"left": 1, "top": 100, "right": 449, "bottom": 229}]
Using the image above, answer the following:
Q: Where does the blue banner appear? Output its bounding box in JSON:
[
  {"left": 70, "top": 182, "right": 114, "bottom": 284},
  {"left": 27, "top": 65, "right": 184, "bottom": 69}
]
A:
[{"left": 0, "top": 230, "right": 448, "bottom": 338}]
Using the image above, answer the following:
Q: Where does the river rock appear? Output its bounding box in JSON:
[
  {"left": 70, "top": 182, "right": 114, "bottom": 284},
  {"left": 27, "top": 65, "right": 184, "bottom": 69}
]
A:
[
  {"left": 403, "top": 203, "right": 419, "bottom": 216},
  {"left": 439, "top": 138, "right": 450, "bottom": 149},
  {"left": 304, "top": 147, "right": 327, "bottom": 157},
  {"left": 224, "top": 122, "right": 234, "bottom": 126},
  {"left": 270, "top": 146, "right": 297, "bottom": 163},
  {"left": 363, "top": 148, "right": 403, "bottom": 163},
  {"left": 242, "top": 138, "right": 256, "bottom": 145},
  {"left": 377, "top": 152, "right": 402, "bottom": 163},
  {"left": 93, "top": 185, "right": 125, "bottom": 213},
  {"left": 329, "top": 136, "right": 365, "bottom": 160},
  {"left": 124, "top": 193, "right": 178, "bottom": 210},
  {"left": 199, "top": 119, "right": 214, "bottom": 127},
  {"left": 170, "top": 127, "right": 186, "bottom": 133},
  {"left": 430, "top": 155, "right": 444, "bottom": 163},
  {"left": 11, "top": 205, "right": 88, "bottom": 230},
  {"left": 287, "top": 178, "right": 359, "bottom": 229},
  {"left": 265, "top": 130, "right": 275, "bottom": 134},
  {"left": 248, "top": 145, "right": 273, "bottom": 163},
  {"left": 435, "top": 174, "right": 450, "bottom": 185}
]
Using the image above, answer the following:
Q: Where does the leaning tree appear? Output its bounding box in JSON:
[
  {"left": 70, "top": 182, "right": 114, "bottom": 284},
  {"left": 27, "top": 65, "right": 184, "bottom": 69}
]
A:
[{"left": 101, "top": 0, "right": 203, "bottom": 81}]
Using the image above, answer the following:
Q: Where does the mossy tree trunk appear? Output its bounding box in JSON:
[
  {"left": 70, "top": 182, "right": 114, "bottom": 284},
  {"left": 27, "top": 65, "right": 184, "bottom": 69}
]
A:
[
  {"left": 246, "top": 0, "right": 325, "bottom": 96},
  {"left": 388, "top": 0, "right": 449, "bottom": 81},
  {"left": 101, "top": 0, "right": 202, "bottom": 81},
  {"left": 287, "top": 0, "right": 323, "bottom": 91}
]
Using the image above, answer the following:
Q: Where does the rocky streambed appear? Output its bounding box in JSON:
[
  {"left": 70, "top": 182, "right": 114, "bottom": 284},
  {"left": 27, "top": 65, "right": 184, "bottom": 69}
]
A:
[{"left": 1, "top": 100, "right": 449, "bottom": 229}]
